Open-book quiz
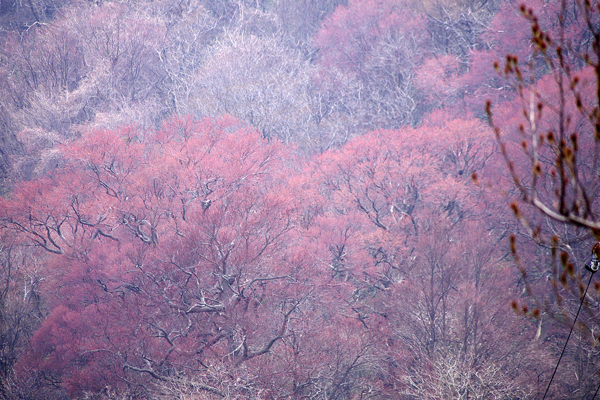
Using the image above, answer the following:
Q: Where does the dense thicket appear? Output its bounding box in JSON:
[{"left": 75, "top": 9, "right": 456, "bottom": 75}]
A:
[{"left": 0, "top": 0, "right": 599, "bottom": 399}]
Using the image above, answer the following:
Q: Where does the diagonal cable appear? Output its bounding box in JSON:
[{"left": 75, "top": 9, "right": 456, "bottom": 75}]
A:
[{"left": 542, "top": 273, "right": 594, "bottom": 400}]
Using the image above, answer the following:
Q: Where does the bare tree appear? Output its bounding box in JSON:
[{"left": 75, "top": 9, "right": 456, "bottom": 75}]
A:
[{"left": 189, "top": 31, "right": 322, "bottom": 148}]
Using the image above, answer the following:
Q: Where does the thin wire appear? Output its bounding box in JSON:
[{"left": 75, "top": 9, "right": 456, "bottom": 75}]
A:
[
  {"left": 542, "top": 272, "right": 594, "bottom": 400},
  {"left": 592, "top": 380, "right": 600, "bottom": 400}
]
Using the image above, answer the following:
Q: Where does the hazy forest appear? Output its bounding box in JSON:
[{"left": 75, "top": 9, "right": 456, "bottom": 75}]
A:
[{"left": 0, "top": 0, "right": 599, "bottom": 398}]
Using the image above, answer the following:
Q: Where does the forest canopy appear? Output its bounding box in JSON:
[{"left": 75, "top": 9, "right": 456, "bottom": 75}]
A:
[{"left": 0, "top": 0, "right": 599, "bottom": 399}]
